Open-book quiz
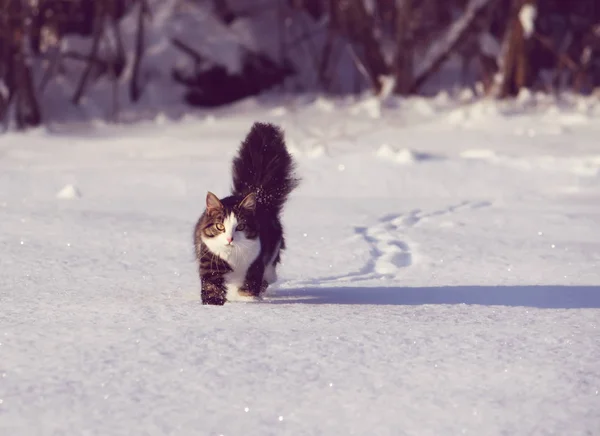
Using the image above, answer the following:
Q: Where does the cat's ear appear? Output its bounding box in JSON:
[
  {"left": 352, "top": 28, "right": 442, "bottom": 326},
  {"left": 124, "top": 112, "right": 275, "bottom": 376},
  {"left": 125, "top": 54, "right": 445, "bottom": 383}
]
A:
[
  {"left": 206, "top": 191, "right": 223, "bottom": 212},
  {"left": 239, "top": 192, "right": 257, "bottom": 212}
]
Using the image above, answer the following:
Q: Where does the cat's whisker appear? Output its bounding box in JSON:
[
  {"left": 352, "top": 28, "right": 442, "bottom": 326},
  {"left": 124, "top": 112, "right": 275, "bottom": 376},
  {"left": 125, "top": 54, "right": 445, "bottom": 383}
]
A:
[
  {"left": 231, "top": 245, "right": 240, "bottom": 266},
  {"left": 236, "top": 249, "right": 248, "bottom": 266}
]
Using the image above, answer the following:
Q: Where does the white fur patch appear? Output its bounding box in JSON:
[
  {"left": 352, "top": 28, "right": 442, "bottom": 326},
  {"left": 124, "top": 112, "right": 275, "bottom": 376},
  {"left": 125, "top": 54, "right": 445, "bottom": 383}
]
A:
[
  {"left": 263, "top": 264, "right": 277, "bottom": 285},
  {"left": 202, "top": 212, "right": 261, "bottom": 301}
]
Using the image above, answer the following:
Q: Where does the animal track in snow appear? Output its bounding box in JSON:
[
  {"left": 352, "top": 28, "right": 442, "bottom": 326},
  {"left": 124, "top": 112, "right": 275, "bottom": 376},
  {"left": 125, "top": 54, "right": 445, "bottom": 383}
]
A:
[
  {"left": 288, "top": 200, "right": 491, "bottom": 287},
  {"left": 358, "top": 200, "right": 492, "bottom": 279},
  {"left": 380, "top": 200, "right": 491, "bottom": 229}
]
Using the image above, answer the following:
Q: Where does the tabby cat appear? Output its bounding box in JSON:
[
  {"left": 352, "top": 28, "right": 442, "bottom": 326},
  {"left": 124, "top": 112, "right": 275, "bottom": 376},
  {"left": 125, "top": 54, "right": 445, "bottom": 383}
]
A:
[{"left": 193, "top": 122, "right": 300, "bottom": 305}]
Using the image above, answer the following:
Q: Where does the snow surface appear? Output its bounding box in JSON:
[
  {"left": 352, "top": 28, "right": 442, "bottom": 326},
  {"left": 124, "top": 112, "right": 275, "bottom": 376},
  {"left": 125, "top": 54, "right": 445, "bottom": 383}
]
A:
[{"left": 1, "top": 93, "right": 600, "bottom": 435}]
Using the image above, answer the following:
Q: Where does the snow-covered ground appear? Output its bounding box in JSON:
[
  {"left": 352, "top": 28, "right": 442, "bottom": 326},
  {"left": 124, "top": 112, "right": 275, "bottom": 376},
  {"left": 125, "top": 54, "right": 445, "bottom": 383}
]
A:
[{"left": 1, "top": 93, "right": 600, "bottom": 435}]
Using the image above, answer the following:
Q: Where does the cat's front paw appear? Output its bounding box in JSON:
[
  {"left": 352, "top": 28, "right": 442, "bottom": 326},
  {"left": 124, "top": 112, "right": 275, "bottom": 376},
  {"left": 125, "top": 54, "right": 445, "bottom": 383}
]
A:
[
  {"left": 238, "top": 287, "right": 260, "bottom": 298},
  {"left": 238, "top": 280, "right": 268, "bottom": 298},
  {"left": 202, "top": 295, "right": 226, "bottom": 305}
]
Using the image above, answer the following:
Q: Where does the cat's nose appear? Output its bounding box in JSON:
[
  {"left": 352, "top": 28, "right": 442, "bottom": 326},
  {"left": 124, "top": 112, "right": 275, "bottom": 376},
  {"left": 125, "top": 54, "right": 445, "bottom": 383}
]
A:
[{"left": 226, "top": 236, "right": 233, "bottom": 244}]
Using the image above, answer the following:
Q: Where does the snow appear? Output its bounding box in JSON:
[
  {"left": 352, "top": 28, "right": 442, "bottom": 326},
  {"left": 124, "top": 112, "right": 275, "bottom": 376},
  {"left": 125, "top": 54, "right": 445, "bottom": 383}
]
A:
[
  {"left": 1, "top": 93, "right": 600, "bottom": 435},
  {"left": 519, "top": 4, "right": 537, "bottom": 39},
  {"left": 56, "top": 184, "right": 82, "bottom": 200}
]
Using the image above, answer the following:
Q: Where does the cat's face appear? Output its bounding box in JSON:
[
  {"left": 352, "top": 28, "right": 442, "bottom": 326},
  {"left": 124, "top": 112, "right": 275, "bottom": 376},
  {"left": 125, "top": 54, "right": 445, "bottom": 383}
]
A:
[{"left": 200, "top": 191, "right": 258, "bottom": 259}]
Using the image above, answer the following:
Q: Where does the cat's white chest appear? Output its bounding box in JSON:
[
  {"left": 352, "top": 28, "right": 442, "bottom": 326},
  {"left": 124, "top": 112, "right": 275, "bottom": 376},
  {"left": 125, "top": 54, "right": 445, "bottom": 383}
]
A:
[
  {"left": 220, "top": 243, "right": 261, "bottom": 301},
  {"left": 201, "top": 212, "right": 261, "bottom": 301}
]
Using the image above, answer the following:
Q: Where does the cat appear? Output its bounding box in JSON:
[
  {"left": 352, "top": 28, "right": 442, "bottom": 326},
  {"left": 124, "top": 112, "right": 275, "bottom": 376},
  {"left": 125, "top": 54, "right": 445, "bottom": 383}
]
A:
[{"left": 193, "top": 122, "right": 300, "bottom": 305}]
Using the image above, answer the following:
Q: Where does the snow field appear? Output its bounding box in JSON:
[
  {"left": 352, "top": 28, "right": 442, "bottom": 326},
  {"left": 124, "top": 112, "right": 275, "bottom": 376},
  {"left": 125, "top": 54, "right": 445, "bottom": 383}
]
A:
[{"left": 1, "top": 93, "right": 600, "bottom": 435}]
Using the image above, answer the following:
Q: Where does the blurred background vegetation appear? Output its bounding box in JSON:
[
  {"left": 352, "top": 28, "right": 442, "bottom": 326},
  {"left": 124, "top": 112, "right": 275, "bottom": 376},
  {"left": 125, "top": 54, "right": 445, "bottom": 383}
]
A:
[{"left": 1, "top": 0, "right": 599, "bottom": 129}]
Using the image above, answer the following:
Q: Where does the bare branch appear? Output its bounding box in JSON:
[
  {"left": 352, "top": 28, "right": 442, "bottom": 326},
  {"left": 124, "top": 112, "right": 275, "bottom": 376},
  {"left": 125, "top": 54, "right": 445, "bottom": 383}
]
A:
[
  {"left": 411, "top": 0, "right": 496, "bottom": 93},
  {"left": 72, "top": 2, "right": 105, "bottom": 105},
  {"left": 171, "top": 37, "right": 206, "bottom": 63}
]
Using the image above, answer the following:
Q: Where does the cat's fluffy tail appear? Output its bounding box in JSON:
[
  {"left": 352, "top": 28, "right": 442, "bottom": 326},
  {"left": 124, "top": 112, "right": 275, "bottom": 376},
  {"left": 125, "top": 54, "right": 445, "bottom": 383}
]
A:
[{"left": 231, "top": 122, "right": 300, "bottom": 217}]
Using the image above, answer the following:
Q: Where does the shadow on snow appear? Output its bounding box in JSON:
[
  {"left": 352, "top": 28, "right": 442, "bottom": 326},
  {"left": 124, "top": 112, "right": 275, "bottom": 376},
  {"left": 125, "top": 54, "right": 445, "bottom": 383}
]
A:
[{"left": 266, "top": 285, "right": 600, "bottom": 309}]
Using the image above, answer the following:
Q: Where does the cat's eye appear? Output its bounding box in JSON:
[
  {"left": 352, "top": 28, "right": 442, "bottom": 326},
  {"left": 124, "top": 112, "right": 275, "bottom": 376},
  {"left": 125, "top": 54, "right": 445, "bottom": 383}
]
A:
[
  {"left": 236, "top": 223, "right": 246, "bottom": 231},
  {"left": 215, "top": 223, "right": 225, "bottom": 231}
]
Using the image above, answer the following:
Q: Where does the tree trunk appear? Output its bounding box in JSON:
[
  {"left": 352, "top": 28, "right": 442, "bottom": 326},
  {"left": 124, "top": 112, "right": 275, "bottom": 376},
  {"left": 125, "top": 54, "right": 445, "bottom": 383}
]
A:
[
  {"left": 72, "top": 1, "right": 105, "bottom": 105},
  {"left": 494, "top": 0, "right": 537, "bottom": 98},
  {"left": 393, "top": 0, "right": 414, "bottom": 94},
  {"left": 14, "top": 53, "right": 41, "bottom": 129},
  {"left": 130, "top": 0, "right": 148, "bottom": 102}
]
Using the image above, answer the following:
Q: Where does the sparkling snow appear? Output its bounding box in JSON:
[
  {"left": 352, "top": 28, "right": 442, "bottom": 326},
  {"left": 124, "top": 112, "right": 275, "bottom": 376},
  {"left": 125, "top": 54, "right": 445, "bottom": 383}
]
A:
[{"left": 1, "top": 94, "right": 600, "bottom": 435}]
